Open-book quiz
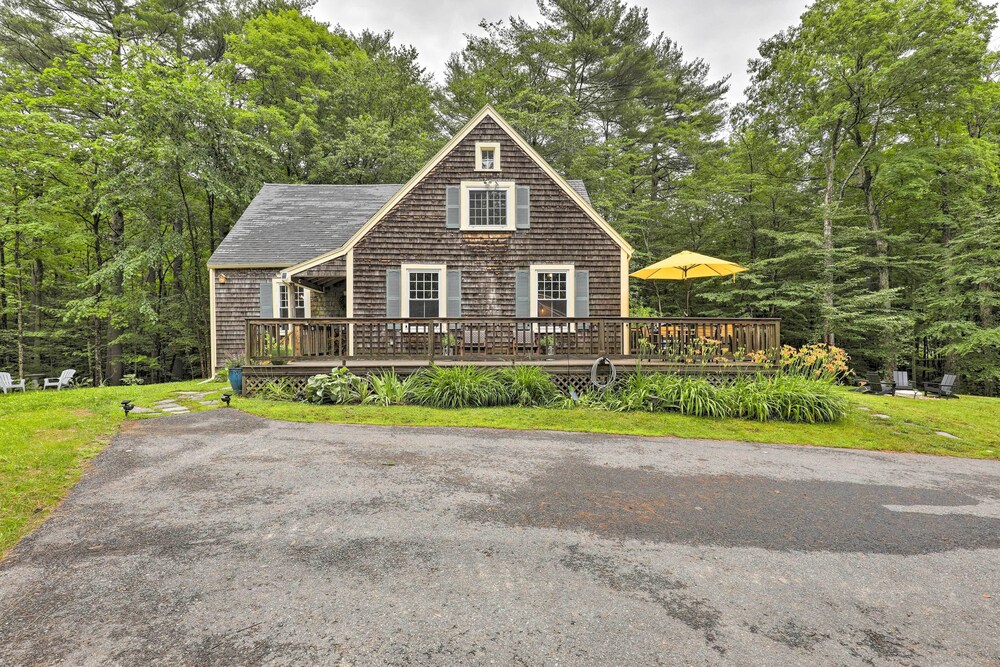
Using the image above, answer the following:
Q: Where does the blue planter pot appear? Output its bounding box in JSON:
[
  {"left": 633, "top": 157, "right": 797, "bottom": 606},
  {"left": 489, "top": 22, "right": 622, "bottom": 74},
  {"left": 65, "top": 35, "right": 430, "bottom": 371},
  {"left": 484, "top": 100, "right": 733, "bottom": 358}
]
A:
[{"left": 228, "top": 368, "right": 243, "bottom": 396}]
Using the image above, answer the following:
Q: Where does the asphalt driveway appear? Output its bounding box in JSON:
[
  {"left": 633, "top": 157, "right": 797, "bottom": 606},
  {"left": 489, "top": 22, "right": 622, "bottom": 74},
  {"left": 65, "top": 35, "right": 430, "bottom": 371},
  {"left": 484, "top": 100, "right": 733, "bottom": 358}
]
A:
[{"left": 1, "top": 410, "right": 998, "bottom": 666}]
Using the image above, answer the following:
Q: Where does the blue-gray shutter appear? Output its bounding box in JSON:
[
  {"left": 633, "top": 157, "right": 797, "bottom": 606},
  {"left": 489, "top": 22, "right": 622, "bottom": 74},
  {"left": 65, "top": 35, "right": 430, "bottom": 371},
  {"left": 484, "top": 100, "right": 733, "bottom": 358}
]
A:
[
  {"left": 445, "top": 185, "right": 460, "bottom": 229},
  {"left": 259, "top": 283, "right": 273, "bottom": 318},
  {"left": 386, "top": 269, "right": 401, "bottom": 317},
  {"left": 446, "top": 269, "right": 462, "bottom": 317},
  {"left": 515, "top": 270, "right": 530, "bottom": 317},
  {"left": 515, "top": 186, "right": 530, "bottom": 229},
  {"left": 574, "top": 270, "right": 590, "bottom": 317}
]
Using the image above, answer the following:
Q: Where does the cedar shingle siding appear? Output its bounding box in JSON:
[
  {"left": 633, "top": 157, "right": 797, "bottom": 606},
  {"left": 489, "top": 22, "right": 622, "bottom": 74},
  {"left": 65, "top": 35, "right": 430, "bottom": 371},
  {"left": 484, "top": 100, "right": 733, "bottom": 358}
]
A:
[
  {"left": 351, "top": 116, "right": 622, "bottom": 318},
  {"left": 213, "top": 268, "right": 279, "bottom": 363}
]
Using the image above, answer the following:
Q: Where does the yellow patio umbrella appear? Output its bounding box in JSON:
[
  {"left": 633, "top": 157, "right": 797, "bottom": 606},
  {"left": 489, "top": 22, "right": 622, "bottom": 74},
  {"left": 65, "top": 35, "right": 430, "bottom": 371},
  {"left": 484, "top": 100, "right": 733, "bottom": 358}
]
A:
[{"left": 630, "top": 250, "right": 748, "bottom": 315}]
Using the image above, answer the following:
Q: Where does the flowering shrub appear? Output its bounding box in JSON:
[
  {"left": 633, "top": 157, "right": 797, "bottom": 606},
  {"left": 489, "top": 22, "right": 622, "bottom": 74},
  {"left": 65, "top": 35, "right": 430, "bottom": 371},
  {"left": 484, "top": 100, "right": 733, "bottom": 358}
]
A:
[{"left": 754, "top": 343, "right": 852, "bottom": 381}]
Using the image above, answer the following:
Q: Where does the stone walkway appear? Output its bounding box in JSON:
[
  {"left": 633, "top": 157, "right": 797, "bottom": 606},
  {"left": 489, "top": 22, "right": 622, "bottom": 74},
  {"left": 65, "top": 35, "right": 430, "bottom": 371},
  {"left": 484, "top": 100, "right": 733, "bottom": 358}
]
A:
[{"left": 133, "top": 391, "right": 218, "bottom": 416}]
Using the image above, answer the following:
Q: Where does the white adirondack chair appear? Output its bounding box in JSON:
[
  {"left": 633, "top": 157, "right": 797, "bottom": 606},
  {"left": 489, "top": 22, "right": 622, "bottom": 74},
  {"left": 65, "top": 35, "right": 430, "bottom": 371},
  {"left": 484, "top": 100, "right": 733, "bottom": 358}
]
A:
[
  {"left": 43, "top": 369, "right": 76, "bottom": 390},
  {"left": 0, "top": 372, "right": 26, "bottom": 394}
]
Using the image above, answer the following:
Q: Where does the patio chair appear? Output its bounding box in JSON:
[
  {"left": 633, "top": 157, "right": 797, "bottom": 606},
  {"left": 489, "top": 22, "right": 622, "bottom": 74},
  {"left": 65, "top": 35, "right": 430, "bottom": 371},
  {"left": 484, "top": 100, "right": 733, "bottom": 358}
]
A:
[
  {"left": 892, "top": 371, "right": 916, "bottom": 397},
  {"left": 864, "top": 372, "right": 895, "bottom": 395},
  {"left": 0, "top": 372, "right": 26, "bottom": 394},
  {"left": 42, "top": 369, "right": 76, "bottom": 390},
  {"left": 923, "top": 374, "right": 959, "bottom": 399}
]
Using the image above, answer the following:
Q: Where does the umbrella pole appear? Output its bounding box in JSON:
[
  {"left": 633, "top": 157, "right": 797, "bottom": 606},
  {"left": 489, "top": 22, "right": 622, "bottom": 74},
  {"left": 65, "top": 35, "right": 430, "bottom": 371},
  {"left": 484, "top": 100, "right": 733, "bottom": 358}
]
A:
[{"left": 684, "top": 270, "right": 690, "bottom": 316}]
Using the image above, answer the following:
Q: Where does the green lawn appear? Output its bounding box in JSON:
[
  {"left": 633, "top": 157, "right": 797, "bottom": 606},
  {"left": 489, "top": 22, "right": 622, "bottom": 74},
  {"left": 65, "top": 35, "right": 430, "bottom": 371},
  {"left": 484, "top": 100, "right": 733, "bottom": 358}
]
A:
[
  {"left": 0, "top": 381, "right": 224, "bottom": 556},
  {"left": 2, "top": 380, "right": 998, "bottom": 557}
]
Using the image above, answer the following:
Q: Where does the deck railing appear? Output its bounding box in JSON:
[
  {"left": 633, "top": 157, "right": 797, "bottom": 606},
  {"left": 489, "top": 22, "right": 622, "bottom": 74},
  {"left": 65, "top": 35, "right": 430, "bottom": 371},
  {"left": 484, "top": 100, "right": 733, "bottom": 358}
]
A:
[{"left": 245, "top": 317, "right": 780, "bottom": 364}]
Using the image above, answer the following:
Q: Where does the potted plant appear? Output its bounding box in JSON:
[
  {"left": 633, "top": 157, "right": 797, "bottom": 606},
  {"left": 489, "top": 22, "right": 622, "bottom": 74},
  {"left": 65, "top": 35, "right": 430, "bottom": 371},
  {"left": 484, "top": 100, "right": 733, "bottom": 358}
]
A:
[
  {"left": 224, "top": 355, "right": 246, "bottom": 395},
  {"left": 539, "top": 334, "right": 556, "bottom": 359}
]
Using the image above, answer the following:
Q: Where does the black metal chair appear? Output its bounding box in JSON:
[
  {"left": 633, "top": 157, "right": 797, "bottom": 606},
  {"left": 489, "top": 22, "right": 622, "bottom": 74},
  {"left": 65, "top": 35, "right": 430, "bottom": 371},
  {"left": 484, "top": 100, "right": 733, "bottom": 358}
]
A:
[
  {"left": 924, "top": 374, "right": 959, "bottom": 399},
  {"left": 865, "top": 372, "right": 895, "bottom": 395}
]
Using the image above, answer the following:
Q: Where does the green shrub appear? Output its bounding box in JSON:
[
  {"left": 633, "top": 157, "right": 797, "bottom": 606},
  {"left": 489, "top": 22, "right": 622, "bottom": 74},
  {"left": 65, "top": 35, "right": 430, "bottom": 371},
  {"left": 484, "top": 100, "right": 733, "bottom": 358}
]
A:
[
  {"left": 759, "top": 375, "right": 849, "bottom": 423},
  {"left": 721, "top": 376, "right": 772, "bottom": 421},
  {"left": 497, "top": 366, "right": 559, "bottom": 406},
  {"left": 304, "top": 367, "right": 360, "bottom": 404},
  {"left": 365, "top": 370, "right": 415, "bottom": 406},
  {"left": 584, "top": 372, "right": 848, "bottom": 423},
  {"left": 409, "top": 366, "right": 503, "bottom": 408}
]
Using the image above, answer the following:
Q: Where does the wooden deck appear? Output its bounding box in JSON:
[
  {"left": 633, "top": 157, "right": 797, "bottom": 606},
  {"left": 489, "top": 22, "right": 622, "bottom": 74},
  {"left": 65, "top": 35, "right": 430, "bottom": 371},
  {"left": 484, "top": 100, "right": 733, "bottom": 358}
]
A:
[
  {"left": 239, "top": 316, "right": 780, "bottom": 396},
  {"left": 245, "top": 316, "right": 780, "bottom": 363}
]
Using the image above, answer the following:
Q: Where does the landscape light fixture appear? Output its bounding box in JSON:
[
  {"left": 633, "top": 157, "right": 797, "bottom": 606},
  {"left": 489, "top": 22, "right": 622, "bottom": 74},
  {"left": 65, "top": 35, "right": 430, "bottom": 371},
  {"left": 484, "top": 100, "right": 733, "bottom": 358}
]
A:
[
  {"left": 221, "top": 393, "right": 232, "bottom": 407},
  {"left": 121, "top": 400, "right": 134, "bottom": 418}
]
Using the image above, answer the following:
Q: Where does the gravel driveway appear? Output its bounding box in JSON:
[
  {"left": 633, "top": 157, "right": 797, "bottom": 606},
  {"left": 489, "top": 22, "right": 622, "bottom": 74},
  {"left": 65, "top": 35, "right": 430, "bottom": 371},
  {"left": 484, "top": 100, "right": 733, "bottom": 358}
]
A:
[{"left": 2, "top": 410, "right": 998, "bottom": 666}]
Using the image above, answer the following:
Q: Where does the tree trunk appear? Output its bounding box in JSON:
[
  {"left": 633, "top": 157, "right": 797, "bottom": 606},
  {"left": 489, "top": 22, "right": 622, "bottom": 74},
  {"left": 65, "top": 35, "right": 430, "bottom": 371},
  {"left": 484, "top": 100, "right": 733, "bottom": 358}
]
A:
[
  {"left": 820, "top": 122, "right": 842, "bottom": 347},
  {"left": 862, "top": 166, "right": 893, "bottom": 370},
  {"left": 14, "top": 231, "right": 24, "bottom": 379},
  {"left": 105, "top": 208, "right": 125, "bottom": 386},
  {"left": 91, "top": 214, "right": 104, "bottom": 386},
  {"left": 0, "top": 236, "right": 7, "bottom": 331}
]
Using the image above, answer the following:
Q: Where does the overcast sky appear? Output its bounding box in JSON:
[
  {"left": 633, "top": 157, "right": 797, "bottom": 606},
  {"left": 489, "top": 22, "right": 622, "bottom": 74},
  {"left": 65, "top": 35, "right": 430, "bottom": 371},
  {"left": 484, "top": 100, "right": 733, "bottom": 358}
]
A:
[{"left": 312, "top": 0, "right": 812, "bottom": 106}]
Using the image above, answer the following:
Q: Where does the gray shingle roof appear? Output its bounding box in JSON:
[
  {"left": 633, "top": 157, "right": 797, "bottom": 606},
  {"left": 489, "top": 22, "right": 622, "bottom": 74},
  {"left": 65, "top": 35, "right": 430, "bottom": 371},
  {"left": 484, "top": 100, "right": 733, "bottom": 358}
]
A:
[{"left": 208, "top": 180, "right": 591, "bottom": 268}]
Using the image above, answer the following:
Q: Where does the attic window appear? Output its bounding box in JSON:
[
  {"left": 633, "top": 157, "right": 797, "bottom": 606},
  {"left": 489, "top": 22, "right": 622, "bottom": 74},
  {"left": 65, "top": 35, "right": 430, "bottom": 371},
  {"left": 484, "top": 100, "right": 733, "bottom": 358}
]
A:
[{"left": 475, "top": 142, "right": 501, "bottom": 171}]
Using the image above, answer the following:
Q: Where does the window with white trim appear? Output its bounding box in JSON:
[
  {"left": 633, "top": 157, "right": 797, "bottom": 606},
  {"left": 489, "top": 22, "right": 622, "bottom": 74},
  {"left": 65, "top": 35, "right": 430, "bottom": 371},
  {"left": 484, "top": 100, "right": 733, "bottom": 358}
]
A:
[
  {"left": 401, "top": 264, "right": 447, "bottom": 321},
  {"left": 536, "top": 271, "right": 568, "bottom": 317},
  {"left": 275, "top": 282, "right": 309, "bottom": 318},
  {"left": 408, "top": 271, "right": 440, "bottom": 317},
  {"left": 530, "top": 264, "right": 575, "bottom": 331},
  {"left": 475, "top": 142, "right": 500, "bottom": 171},
  {"left": 460, "top": 181, "right": 516, "bottom": 231}
]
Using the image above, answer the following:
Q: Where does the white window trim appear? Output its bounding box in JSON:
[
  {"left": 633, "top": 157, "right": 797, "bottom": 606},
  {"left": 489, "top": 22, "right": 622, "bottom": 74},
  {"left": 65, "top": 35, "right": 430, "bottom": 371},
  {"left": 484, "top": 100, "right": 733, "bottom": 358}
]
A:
[
  {"left": 401, "top": 263, "right": 447, "bottom": 322},
  {"left": 460, "top": 180, "right": 516, "bottom": 231},
  {"left": 530, "top": 264, "right": 574, "bottom": 332},
  {"left": 475, "top": 141, "right": 501, "bottom": 172},
  {"left": 271, "top": 279, "right": 312, "bottom": 318}
]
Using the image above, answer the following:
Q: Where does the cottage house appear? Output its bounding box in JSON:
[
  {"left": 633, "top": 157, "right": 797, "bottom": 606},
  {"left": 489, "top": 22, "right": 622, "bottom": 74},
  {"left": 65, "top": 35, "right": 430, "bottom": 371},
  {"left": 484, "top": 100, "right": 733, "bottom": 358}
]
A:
[
  {"left": 208, "top": 105, "right": 634, "bottom": 367},
  {"left": 208, "top": 106, "right": 778, "bottom": 393}
]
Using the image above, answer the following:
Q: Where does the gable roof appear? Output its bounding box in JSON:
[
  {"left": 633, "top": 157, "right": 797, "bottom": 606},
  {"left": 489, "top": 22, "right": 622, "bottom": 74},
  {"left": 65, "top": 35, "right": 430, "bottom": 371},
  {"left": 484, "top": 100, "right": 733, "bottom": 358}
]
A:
[
  {"left": 282, "top": 105, "right": 633, "bottom": 276},
  {"left": 208, "top": 176, "right": 595, "bottom": 269},
  {"left": 208, "top": 183, "right": 402, "bottom": 268}
]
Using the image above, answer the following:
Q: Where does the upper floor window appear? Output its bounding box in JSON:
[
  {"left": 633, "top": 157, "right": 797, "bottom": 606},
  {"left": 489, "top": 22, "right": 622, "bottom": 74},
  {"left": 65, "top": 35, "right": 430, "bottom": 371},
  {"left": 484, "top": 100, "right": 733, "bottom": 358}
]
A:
[
  {"left": 475, "top": 142, "right": 501, "bottom": 171},
  {"left": 468, "top": 188, "right": 507, "bottom": 227},
  {"left": 460, "top": 181, "right": 516, "bottom": 231}
]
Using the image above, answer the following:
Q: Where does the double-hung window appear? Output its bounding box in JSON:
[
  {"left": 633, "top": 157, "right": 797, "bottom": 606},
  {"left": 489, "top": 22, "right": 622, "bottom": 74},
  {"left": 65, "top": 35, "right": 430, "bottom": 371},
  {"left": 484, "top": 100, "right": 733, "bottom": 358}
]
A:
[
  {"left": 408, "top": 271, "right": 440, "bottom": 318},
  {"left": 460, "top": 181, "right": 516, "bottom": 231},
  {"left": 536, "top": 271, "right": 568, "bottom": 318},
  {"left": 400, "top": 264, "right": 447, "bottom": 328},
  {"left": 468, "top": 188, "right": 508, "bottom": 227},
  {"left": 530, "top": 264, "right": 575, "bottom": 332}
]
